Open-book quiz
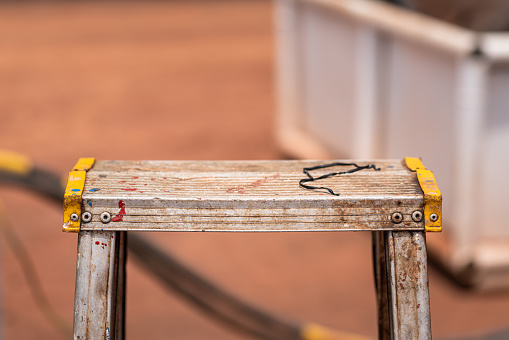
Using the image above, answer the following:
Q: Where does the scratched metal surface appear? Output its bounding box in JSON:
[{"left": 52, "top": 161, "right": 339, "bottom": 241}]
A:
[
  {"left": 80, "top": 159, "right": 425, "bottom": 231},
  {"left": 74, "top": 231, "right": 123, "bottom": 339},
  {"left": 386, "top": 231, "right": 431, "bottom": 339}
]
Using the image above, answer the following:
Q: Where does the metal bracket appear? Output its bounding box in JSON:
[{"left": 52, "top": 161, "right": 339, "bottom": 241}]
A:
[
  {"left": 404, "top": 157, "right": 442, "bottom": 232},
  {"left": 63, "top": 158, "right": 95, "bottom": 233}
]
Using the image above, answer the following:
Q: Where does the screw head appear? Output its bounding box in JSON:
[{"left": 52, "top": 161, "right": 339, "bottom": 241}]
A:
[
  {"left": 391, "top": 212, "right": 403, "bottom": 224},
  {"left": 82, "top": 212, "right": 92, "bottom": 223},
  {"left": 100, "top": 212, "right": 111, "bottom": 223},
  {"left": 430, "top": 213, "right": 439, "bottom": 222},
  {"left": 412, "top": 211, "right": 423, "bottom": 222},
  {"left": 70, "top": 213, "right": 79, "bottom": 222}
]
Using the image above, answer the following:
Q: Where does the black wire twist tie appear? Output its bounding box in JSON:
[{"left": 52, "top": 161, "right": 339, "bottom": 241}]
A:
[{"left": 299, "top": 162, "right": 380, "bottom": 196}]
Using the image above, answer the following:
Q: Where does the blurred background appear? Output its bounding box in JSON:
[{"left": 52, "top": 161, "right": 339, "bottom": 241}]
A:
[{"left": 1, "top": 0, "right": 509, "bottom": 339}]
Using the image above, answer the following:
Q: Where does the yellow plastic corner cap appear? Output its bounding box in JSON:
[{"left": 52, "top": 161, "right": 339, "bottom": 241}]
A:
[
  {"left": 73, "top": 158, "right": 95, "bottom": 171},
  {"left": 416, "top": 169, "right": 442, "bottom": 232},
  {"left": 63, "top": 158, "right": 95, "bottom": 233},
  {"left": 63, "top": 171, "right": 87, "bottom": 232},
  {"left": 404, "top": 157, "right": 426, "bottom": 171},
  {"left": 404, "top": 157, "right": 442, "bottom": 232}
]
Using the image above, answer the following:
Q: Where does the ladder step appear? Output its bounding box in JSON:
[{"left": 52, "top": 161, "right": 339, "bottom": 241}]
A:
[{"left": 63, "top": 159, "right": 440, "bottom": 232}]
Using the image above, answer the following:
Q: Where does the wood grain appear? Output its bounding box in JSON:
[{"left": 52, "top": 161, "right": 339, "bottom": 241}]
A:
[{"left": 79, "top": 159, "right": 425, "bottom": 231}]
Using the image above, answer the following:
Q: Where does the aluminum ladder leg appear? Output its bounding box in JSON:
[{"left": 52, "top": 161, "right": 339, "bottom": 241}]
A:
[{"left": 374, "top": 231, "right": 432, "bottom": 340}]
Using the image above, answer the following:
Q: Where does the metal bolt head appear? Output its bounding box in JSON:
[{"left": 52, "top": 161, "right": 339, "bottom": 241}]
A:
[
  {"left": 82, "top": 212, "right": 92, "bottom": 223},
  {"left": 430, "top": 213, "right": 439, "bottom": 222},
  {"left": 100, "top": 212, "right": 111, "bottom": 223},
  {"left": 412, "top": 211, "right": 423, "bottom": 222},
  {"left": 391, "top": 212, "right": 403, "bottom": 224},
  {"left": 70, "top": 213, "right": 79, "bottom": 222}
]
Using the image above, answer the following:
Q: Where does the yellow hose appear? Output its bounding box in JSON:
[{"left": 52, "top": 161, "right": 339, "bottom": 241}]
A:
[
  {"left": 300, "top": 323, "right": 372, "bottom": 340},
  {"left": 0, "top": 149, "right": 32, "bottom": 175}
]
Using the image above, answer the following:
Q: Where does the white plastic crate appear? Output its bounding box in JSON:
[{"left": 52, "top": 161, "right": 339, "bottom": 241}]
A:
[{"left": 275, "top": 0, "right": 509, "bottom": 289}]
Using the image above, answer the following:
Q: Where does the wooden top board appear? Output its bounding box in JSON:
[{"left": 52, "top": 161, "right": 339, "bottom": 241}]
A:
[{"left": 76, "top": 159, "right": 425, "bottom": 231}]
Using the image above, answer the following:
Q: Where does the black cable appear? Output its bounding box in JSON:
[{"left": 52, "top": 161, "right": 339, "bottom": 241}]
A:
[{"left": 0, "top": 167, "right": 63, "bottom": 203}]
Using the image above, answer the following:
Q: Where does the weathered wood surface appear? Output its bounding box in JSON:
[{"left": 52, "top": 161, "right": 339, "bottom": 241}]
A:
[{"left": 80, "top": 160, "right": 424, "bottom": 231}]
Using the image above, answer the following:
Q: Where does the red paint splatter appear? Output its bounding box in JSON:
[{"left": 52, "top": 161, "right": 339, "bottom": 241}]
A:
[
  {"left": 121, "top": 188, "right": 137, "bottom": 191},
  {"left": 402, "top": 273, "right": 407, "bottom": 282},
  {"left": 112, "top": 200, "right": 126, "bottom": 222},
  {"left": 226, "top": 188, "right": 245, "bottom": 194},
  {"left": 101, "top": 242, "right": 108, "bottom": 249},
  {"left": 95, "top": 241, "right": 100, "bottom": 245},
  {"left": 118, "top": 180, "right": 126, "bottom": 183},
  {"left": 133, "top": 176, "right": 138, "bottom": 179}
]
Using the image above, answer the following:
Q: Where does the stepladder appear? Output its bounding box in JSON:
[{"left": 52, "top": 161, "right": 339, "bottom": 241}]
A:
[{"left": 63, "top": 157, "right": 441, "bottom": 339}]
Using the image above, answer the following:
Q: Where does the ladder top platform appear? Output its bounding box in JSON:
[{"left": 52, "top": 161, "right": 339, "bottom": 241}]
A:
[{"left": 63, "top": 158, "right": 441, "bottom": 233}]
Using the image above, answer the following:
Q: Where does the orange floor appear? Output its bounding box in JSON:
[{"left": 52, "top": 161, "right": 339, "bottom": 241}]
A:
[{"left": 0, "top": 1, "right": 509, "bottom": 339}]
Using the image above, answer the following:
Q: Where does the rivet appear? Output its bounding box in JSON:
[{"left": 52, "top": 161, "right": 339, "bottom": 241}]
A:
[
  {"left": 391, "top": 212, "right": 403, "bottom": 224},
  {"left": 70, "top": 213, "right": 79, "bottom": 222},
  {"left": 100, "top": 212, "right": 111, "bottom": 223},
  {"left": 430, "top": 213, "right": 438, "bottom": 222},
  {"left": 82, "top": 212, "right": 92, "bottom": 223},
  {"left": 412, "top": 211, "right": 423, "bottom": 222}
]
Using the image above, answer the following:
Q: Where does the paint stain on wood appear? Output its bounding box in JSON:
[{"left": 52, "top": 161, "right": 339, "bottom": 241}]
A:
[
  {"left": 112, "top": 200, "right": 126, "bottom": 222},
  {"left": 226, "top": 174, "right": 280, "bottom": 194}
]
